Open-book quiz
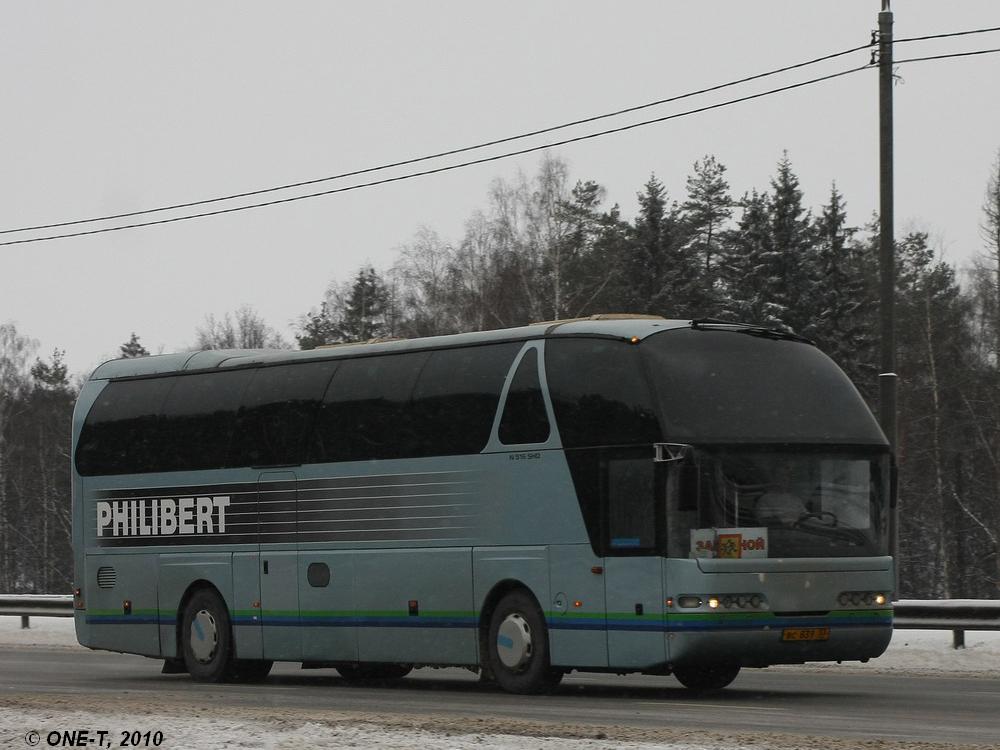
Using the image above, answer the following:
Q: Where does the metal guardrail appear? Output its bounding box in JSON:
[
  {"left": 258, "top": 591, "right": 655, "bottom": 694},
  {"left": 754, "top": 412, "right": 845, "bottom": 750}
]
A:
[
  {"left": 2, "top": 595, "right": 998, "bottom": 645},
  {"left": 0, "top": 594, "right": 73, "bottom": 627}
]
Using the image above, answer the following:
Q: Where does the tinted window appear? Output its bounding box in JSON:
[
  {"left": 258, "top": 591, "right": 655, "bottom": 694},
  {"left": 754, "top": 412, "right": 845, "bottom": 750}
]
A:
[
  {"left": 498, "top": 348, "right": 550, "bottom": 445},
  {"left": 642, "top": 329, "right": 887, "bottom": 444},
  {"left": 158, "top": 370, "right": 255, "bottom": 471},
  {"left": 76, "top": 377, "right": 174, "bottom": 476},
  {"left": 546, "top": 338, "right": 661, "bottom": 448},
  {"left": 411, "top": 343, "right": 520, "bottom": 456},
  {"left": 232, "top": 361, "right": 338, "bottom": 467},
  {"left": 606, "top": 455, "right": 657, "bottom": 552},
  {"left": 313, "top": 351, "right": 430, "bottom": 462}
]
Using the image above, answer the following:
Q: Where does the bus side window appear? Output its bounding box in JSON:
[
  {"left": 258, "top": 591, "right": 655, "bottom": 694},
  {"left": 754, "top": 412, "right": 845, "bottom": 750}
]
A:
[
  {"left": 76, "top": 377, "right": 174, "bottom": 476},
  {"left": 313, "top": 351, "right": 429, "bottom": 462},
  {"left": 498, "top": 348, "right": 550, "bottom": 445},
  {"left": 232, "top": 361, "right": 338, "bottom": 467},
  {"left": 411, "top": 343, "right": 519, "bottom": 456},
  {"left": 606, "top": 454, "right": 657, "bottom": 553},
  {"left": 544, "top": 339, "right": 660, "bottom": 449},
  {"left": 157, "top": 369, "right": 255, "bottom": 472}
]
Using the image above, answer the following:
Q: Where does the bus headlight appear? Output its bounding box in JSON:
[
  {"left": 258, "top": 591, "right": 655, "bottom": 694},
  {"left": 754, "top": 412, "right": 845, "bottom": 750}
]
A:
[{"left": 838, "top": 591, "right": 889, "bottom": 608}]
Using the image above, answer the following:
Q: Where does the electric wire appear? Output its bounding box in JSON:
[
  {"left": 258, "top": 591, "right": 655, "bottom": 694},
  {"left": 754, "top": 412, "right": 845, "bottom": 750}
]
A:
[
  {"left": 2, "top": 33, "right": 998, "bottom": 247},
  {"left": 894, "top": 25, "right": 1000, "bottom": 44},
  {"left": 895, "top": 47, "right": 1000, "bottom": 65},
  {"left": 0, "top": 41, "right": 876, "bottom": 236},
  {"left": 0, "top": 63, "right": 874, "bottom": 248}
]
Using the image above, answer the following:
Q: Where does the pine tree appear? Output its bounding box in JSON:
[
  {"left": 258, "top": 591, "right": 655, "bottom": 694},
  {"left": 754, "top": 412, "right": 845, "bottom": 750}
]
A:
[
  {"left": 719, "top": 190, "right": 784, "bottom": 325},
  {"left": 118, "top": 333, "right": 150, "bottom": 359},
  {"left": 337, "top": 266, "right": 389, "bottom": 342},
  {"left": 295, "top": 302, "right": 338, "bottom": 350},
  {"left": 682, "top": 155, "right": 733, "bottom": 278},
  {"left": 803, "top": 185, "right": 874, "bottom": 389},
  {"left": 767, "top": 153, "right": 814, "bottom": 331}
]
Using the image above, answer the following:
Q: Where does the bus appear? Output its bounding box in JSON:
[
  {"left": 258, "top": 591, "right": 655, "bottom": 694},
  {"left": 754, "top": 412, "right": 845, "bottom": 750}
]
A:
[{"left": 71, "top": 316, "right": 894, "bottom": 693}]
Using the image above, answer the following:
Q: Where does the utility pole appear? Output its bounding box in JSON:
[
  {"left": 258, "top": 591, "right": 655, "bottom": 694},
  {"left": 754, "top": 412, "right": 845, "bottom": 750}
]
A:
[{"left": 877, "top": 0, "right": 899, "bottom": 592}]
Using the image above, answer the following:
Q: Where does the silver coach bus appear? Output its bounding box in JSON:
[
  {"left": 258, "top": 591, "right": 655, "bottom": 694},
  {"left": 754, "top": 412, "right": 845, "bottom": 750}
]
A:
[{"left": 71, "top": 316, "right": 893, "bottom": 693}]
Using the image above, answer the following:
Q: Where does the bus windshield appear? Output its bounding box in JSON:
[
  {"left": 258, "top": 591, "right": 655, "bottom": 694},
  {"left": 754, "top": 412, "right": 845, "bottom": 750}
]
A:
[{"left": 666, "top": 447, "right": 891, "bottom": 559}]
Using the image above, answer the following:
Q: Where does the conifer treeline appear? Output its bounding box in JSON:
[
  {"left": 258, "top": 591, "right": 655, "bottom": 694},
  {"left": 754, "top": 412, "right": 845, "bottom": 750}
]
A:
[{"left": 1, "top": 150, "right": 998, "bottom": 598}]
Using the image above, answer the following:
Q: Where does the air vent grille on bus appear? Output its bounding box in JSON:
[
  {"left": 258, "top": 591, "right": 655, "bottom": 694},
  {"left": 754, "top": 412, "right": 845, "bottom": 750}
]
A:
[{"left": 96, "top": 566, "right": 117, "bottom": 589}]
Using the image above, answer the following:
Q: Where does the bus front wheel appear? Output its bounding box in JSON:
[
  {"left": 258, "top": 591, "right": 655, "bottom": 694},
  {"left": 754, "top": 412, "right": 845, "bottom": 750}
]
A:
[
  {"left": 487, "top": 590, "right": 562, "bottom": 694},
  {"left": 672, "top": 663, "right": 740, "bottom": 691},
  {"left": 181, "top": 588, "right": 235, "bottom": 682}
]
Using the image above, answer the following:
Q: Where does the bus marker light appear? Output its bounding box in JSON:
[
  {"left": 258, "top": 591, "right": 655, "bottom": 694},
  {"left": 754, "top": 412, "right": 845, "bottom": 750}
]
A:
[
  {"left": 629, "top": 336, "right": 640, "bottom": 344},
  {"left": 408, "top": 600, "right": 419, "bottom": 616},
  {"left": 591, "top": 566, "right": 603, "bottom": 575},
  {"left": 665, "top": 597, "right": 674, "bottom": 608},
  {"left": 122, "top": 600, "right": 132, "bottom": 615},
  {"left": 573, "top": 600, "right": 583, "bottom": 608}
]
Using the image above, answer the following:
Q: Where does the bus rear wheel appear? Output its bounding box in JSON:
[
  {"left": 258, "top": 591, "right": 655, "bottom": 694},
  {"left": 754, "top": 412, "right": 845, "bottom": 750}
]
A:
[
  {"left": 672, "top": 663, "right": 740, "bottom": 691},
  {"left": 487, "top": 590, "right": 562, "bottom": 694},
  {"left": 181, "top": 588, "right": 235, "bottom": 683},
  {"left": 336, "top": 664, "right": 412, "bottom": 682}
]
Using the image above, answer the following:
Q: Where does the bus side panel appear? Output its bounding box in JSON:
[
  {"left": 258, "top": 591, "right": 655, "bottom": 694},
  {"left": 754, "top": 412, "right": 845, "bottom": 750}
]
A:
[
  {"left": 157, "top": 552, "right": 234, "bottom": 659},
  {"left": 605, "top": 557, "right": 665, "bottom": 669},
  {"left": 83, "top": 552, "right": 160, "bottom": 656},
  {"left": 355, "top": 547, "right": 474, "bottom": 665},
  {"left": 232, "top": 551, "right": 263, "bottom": 660},
  {"left": 299, "top": 550, "right": 357, "bottom": 663},
  {"left": 547, "top": 544, "right": 608, "bottom": 668},
  {"left": 473, "top": 546, "right": 549, "bottom": 655}
]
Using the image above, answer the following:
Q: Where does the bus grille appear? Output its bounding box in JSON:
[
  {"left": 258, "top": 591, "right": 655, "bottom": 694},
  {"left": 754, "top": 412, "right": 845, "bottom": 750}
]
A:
[{"left": 96, "top": 567, "right": 117, "bottom": 589}]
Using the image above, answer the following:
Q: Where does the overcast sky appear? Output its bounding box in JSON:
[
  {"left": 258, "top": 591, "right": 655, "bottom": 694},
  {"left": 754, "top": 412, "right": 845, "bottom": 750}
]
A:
[{"left": 3, "top": 1, "right": 999, "bottom": 375}]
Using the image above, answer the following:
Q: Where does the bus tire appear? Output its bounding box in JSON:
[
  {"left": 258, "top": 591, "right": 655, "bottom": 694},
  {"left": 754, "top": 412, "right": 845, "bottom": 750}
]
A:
[
  {"left": 336, "top": 664, "right": 412, "bottom": 682},
  {"left": 672, "top": 663, "right": 740, "bottom": 691},
  {"left": 181, "top": 588, "right": 235, "bottom": 683},
  {"left": 487, "top": 590, "right": 562, "bottom": 694}
]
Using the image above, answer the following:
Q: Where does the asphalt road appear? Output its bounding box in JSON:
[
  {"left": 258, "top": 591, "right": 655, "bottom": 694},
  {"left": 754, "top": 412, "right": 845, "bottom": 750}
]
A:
[{"left": 2, "top": 646, "right": 999, "bottom": 746}]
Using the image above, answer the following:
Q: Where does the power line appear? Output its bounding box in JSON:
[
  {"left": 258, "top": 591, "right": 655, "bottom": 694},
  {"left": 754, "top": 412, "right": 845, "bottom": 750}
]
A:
[
  {"left": 895, "top": 47, "right": 1000, "bottom": 65},
  {"left": 0, "top": 63, "right": 874, "bottom": 248},
  {"left": 3, "top": 42, "right": 997, "bottom": 248},
  {"left": 0, "top": 41, "right": 875, "bottom": 236},
  {"left": 894, "top": 25, "right": 1000, "bottom": 44}
]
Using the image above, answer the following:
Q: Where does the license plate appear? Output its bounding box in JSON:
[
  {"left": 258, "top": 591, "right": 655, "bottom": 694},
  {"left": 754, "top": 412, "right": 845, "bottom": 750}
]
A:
[{"left": 782, "top": 627, "right": 830, "bottom": 642}]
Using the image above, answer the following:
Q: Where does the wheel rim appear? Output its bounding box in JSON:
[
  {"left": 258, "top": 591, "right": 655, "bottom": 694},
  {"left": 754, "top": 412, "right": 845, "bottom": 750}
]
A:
[
  {"left": 496, "top": 612, "right": 533, "bottom": 670},
  {"left": 190, "top": 609, "right": 218, "bottom": 663}
]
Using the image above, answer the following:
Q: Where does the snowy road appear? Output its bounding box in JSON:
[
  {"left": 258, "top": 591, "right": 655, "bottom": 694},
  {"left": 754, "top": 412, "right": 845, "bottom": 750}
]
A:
[{"left": 1, "top": 619, "right": 999, "bottom": 749}]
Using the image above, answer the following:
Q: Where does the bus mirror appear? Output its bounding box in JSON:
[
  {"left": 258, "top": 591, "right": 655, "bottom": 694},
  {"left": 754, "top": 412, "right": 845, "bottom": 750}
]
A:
[{"left": 654, "top": 443, "right": 693, "bottom": 463}]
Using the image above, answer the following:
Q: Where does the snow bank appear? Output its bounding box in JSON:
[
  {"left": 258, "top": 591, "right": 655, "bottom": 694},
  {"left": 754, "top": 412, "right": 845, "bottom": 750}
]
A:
[{"left": 0, "top": 709, "right": 720, "bottom": 750}]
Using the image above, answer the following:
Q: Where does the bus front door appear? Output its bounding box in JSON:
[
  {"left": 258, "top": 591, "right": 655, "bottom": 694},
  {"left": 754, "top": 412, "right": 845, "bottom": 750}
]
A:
[{"left": 258, "top": 471, "right": 301, "bottom": 661}]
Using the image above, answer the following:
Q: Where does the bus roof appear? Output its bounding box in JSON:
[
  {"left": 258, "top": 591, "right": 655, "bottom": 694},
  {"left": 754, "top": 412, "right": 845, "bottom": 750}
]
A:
[{"left": 85, "top": 316, "right": 766, "bottom": 380}]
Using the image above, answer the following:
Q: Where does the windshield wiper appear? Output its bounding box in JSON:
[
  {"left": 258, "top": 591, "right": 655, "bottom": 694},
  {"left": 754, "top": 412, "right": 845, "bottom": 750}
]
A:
[{"left": 689, "top": 318, "right": 813, "bottom": 345}]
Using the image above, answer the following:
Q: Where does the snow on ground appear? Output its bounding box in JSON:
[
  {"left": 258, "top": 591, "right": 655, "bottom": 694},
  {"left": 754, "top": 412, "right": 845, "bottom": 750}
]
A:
[
  {"left": 0, "top": 709, "right": 720, "bottom": 750},
  {"left": 1, "top": 616, "right": 998, "bottom": 749}
]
